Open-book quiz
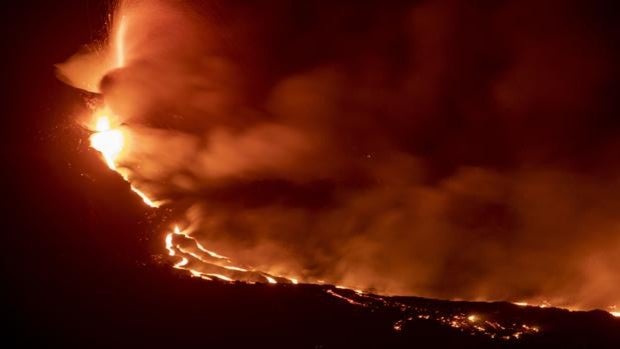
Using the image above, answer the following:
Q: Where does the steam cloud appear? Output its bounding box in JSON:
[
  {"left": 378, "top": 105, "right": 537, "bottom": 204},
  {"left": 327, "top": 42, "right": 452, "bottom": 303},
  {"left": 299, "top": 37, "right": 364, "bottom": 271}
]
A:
[{"left": 59, "top": 0, "right": 619, "bottom": 309}]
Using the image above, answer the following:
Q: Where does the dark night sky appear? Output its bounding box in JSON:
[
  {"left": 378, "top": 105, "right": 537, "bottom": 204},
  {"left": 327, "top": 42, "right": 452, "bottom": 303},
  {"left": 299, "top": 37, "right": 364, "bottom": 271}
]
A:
[{"left": 2, "top": 0, "right": 620, "bottom": 345}]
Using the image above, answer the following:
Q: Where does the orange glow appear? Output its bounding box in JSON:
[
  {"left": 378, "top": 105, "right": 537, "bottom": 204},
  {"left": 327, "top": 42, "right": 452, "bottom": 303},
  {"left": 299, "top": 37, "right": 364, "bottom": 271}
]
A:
[
  {"left": 115, "top": 16, "right": 127, "bottom": 67},
  {"left": 128, "top": 186, "right": 158, "bottom": 207},
  {"left": 223, "top": 266, "right": 248, "bottom": 272},
  {"left": 165, "top": 233, "right": 175, "bottom": 256},
  {"left": 131, "top": 186, "right": 159, "bottom": 207},
  {"left": 193, "top": 240, "right": 228, "bottom": 260},
  {"left": 90, "top": 115, "right": 123, "bottom": 170},
  {"left": 174, "top": 257, "right": 189, "bottom": 268},
  {"left": 164, "top": 224, "right": 298, "bottom": 286},
  {"left": 208, "top": 274, "right": 233, "bottom": 282},
  {"left": 325, "top": 289, "right": 365, "bottom": 307},
  {"left": 509, "top": 301, "right": 620, "bottom": 318}
]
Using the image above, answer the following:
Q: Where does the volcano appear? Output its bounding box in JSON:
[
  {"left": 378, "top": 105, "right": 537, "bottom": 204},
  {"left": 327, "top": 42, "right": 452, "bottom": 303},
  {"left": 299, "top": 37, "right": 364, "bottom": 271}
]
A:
[{"left": 4, "top": 1, "right": 620, "bottom": 347}]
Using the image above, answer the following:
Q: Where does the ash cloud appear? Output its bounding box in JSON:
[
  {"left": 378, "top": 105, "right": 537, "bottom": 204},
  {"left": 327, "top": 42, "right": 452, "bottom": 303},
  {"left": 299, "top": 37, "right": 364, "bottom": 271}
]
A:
[{"left": 60, "top": 0, "right": 620, "bottom": 308}]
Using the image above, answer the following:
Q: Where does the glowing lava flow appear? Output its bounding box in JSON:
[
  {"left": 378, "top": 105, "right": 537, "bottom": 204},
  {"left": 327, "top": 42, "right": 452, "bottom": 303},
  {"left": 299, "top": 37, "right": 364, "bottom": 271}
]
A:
[
  {"left": 326, "top": 287, "right": 541, "bottom": 340},
  {"left": 90, "top": 115, "right": 123, "bottom": 170},
  {"left": 509, "top": 302, "right": 620, "bottom": 320},
  {"left": 86, "top": 106, "right": 289, "bottom": 289},
  {"left": 163, "top": 225, "right": 299, "bottom": 285},
  {"left": 88, "top": 111, "right": 160, "bottom": 208}
]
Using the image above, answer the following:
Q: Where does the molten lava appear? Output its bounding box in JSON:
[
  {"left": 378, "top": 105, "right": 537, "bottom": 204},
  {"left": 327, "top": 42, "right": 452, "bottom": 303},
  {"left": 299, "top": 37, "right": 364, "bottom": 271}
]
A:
[
  {"left": 162, "top": 225, "right": 299, "bottom": 285},
  {"left": 90, "top": 113, "right": 123, "bottom": 170},
  {"left": 88, "top": 110, "right": 160, "bottom": 208}
]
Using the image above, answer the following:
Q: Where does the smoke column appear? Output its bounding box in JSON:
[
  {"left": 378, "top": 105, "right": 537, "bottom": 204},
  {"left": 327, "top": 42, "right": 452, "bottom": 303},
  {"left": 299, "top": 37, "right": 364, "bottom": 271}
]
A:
[{"left": 58, "top": 0, "right": 620, "bottom": 310}]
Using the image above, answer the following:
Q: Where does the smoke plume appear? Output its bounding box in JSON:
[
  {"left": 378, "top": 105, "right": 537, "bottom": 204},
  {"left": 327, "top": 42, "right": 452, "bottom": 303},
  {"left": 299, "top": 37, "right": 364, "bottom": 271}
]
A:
[{"left": 58, "top": 0, "right": 620, "bottom": 309}]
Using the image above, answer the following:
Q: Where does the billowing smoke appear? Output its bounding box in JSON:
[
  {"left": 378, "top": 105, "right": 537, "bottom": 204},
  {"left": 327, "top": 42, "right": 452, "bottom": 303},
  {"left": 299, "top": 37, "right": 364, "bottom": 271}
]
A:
[{"left": 58, "top": 0, "right": 620, "bottom": 309}]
